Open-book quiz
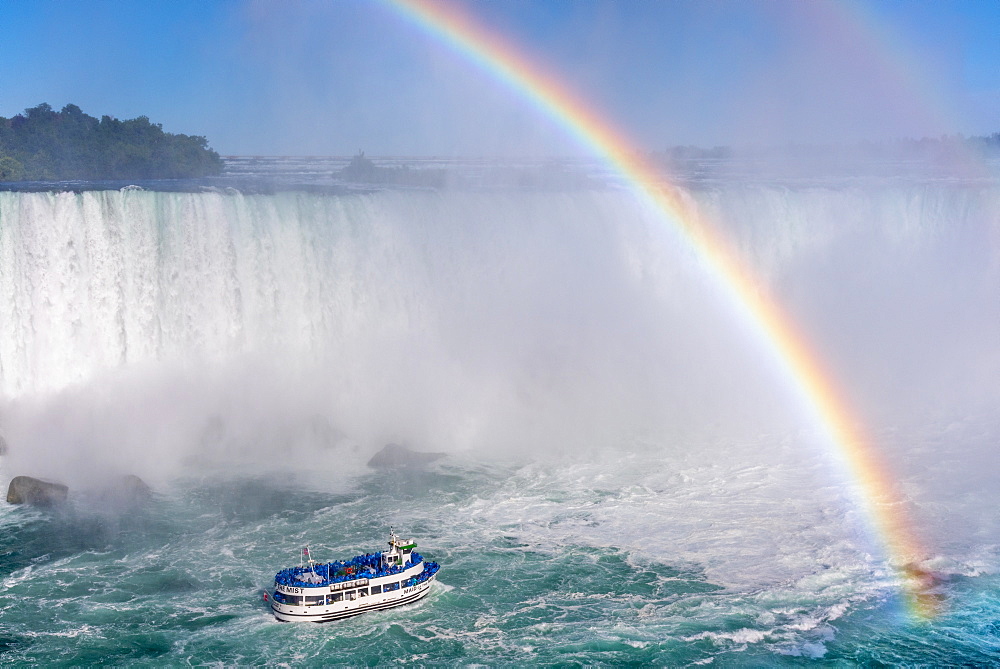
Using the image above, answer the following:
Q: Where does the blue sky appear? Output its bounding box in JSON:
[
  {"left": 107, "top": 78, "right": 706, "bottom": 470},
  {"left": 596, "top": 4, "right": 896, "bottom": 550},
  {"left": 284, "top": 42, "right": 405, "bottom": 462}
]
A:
[{"left": 1, "top": 0, "right": 998, "bottom": 156}]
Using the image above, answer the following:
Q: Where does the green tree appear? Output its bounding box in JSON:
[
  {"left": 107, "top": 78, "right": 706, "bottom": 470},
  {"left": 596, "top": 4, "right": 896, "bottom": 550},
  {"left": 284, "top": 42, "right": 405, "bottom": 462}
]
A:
[
  {"left": 0, "top": 156, "right": 24, "bottom": 180},
  {"left": 0, "top": 103, "right": 223, "bottom": 181}
]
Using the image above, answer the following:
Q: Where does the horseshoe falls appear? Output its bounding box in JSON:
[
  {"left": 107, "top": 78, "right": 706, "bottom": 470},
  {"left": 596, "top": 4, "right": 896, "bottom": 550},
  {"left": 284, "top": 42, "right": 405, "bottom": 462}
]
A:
[{"left": 0, "top": 179, "right": 999, "bottom": 665}]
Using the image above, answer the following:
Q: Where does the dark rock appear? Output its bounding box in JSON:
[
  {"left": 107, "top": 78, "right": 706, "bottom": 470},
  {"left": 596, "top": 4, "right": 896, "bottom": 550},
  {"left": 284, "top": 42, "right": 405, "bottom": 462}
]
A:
[
  {"left": 6, "top": 476, "right": 69, "bottom": 507},
  {"left": 367, "top": 443, "right": 445, "bottom": 469},
  {"left": 94, "top": 474, "right": 152, "bottom": 506},
  {"left": 113, "top": 474, "right": 152, "bottom": 500}
]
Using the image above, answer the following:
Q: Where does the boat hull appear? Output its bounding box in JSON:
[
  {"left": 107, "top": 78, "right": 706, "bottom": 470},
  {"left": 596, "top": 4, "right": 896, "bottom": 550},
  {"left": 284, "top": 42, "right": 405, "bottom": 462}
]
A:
[{"left": 270, "top": 575, "right": 435, "bottom": 623}]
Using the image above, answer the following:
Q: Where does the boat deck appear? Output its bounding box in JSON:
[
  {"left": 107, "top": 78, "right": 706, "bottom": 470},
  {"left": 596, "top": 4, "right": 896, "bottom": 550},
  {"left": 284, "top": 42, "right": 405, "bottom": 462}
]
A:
[{"left": 275, "top": 550, "right": 430, "bottom": 588}]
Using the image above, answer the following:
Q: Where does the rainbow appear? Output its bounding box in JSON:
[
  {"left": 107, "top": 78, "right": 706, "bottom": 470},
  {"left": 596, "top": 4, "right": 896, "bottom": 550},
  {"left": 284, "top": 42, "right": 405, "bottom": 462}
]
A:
[{"left": 388, "top": 0, "right": 938, "bottom": 618}]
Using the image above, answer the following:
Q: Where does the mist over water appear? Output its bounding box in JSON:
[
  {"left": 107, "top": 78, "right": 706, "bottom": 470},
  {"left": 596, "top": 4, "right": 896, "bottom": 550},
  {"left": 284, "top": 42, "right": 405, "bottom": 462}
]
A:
[
  {"left": 2, "top": 183, "right": 997, "bottom": 471},
  {"left": 0, "top": 187, "right": 800, "bottom": 481},
  {"left": 1, "top": 175, "right": 999, "bottom": 663}
]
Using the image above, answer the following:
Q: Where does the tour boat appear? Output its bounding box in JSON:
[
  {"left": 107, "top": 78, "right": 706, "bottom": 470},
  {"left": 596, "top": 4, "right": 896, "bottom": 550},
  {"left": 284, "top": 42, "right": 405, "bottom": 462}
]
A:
[{"left": 265, "top": 529, "right": 440, "bottom": 622}]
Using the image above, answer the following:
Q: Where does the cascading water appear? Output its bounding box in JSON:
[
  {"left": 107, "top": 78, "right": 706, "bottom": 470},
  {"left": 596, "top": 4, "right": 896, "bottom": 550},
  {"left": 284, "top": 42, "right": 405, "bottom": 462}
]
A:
[
  {"left": 0, "top": 181, "right": 998, "bottom": 664},
  {"left": 0, "top": 187, "right": 807, "bottom": 483}
]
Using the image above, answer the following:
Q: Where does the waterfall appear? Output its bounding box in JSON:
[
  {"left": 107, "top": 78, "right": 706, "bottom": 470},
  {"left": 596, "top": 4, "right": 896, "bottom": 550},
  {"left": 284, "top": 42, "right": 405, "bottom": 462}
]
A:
[{"left": 1, "top": 185, "right": 997, "bottom": 482}]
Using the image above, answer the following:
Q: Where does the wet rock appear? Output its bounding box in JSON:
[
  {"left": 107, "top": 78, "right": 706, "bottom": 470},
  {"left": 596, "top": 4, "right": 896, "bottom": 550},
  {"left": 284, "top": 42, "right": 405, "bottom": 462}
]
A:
[
  {"left": 6, "top": 476, "right": 69, "bottom": 507},
  {"left": 367, "top": 443, "right": 445, "bottom": 469},
  {"left": 78, "top": 475, "right": 153, "bottom": 511},
  {"left": 106, "top": 474, "right": 152, "bottom": 503}
]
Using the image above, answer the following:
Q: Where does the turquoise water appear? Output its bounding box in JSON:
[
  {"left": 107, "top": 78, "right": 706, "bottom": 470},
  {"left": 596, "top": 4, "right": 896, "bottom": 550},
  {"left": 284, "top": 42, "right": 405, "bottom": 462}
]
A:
[{"left": 1, "top": 452, "right": 999, "bottom": 665}]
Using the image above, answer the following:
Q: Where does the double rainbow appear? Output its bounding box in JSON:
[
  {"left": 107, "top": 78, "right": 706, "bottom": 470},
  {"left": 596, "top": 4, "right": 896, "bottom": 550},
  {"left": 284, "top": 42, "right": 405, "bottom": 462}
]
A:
[{"left": 389, "top": 0, "right": 937, "bottom": 618}]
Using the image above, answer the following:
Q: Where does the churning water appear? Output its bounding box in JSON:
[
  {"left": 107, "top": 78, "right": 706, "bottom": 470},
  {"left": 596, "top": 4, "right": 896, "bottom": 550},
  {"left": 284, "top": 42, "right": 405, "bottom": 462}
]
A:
[{"left": 0, "top": 169, "right": 999, "bottom": 664}]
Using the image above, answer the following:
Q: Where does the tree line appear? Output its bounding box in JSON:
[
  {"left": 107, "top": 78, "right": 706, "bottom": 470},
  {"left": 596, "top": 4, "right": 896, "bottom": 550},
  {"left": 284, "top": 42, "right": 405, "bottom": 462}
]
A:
[{"left": 0, "top": 103, "right": 223, "bottom": 181}]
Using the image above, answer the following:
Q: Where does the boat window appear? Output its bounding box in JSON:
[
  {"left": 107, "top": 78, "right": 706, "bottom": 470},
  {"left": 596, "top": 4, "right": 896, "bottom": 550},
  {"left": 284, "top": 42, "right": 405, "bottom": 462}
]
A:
[
  {"left": 304, "top": 595, "right": 325, "bottom": 606},
  {"left": 328, "top": 593, "right": 343, "bottom": 603},
  {"left": 278, "top": 594, "right": 303, "bottom": 606},
  {"left": 346, "top": 590, "right": 356, "bottom": 600},
  {"left": 357, "top": 588, "right": 368, "bottom": 597},
  {"left": 370, "top": 585, "right": 382, "bottom": 594},
  {"left": 384, "top": 582, "right": 399, "bottom": 592}
]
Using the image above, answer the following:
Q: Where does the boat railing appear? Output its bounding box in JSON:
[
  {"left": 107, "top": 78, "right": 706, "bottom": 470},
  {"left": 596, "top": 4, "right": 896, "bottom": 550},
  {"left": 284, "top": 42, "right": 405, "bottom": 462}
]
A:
[{"left": 274, "top": 551, "right": 426, "bottom": 589}]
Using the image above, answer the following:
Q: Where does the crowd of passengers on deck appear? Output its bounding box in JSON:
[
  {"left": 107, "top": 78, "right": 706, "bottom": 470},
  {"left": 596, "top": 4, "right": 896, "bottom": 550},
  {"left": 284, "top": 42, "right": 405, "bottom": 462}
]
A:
[{"left": 274, "top": 551, "right": 424, "bottom": 588}]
